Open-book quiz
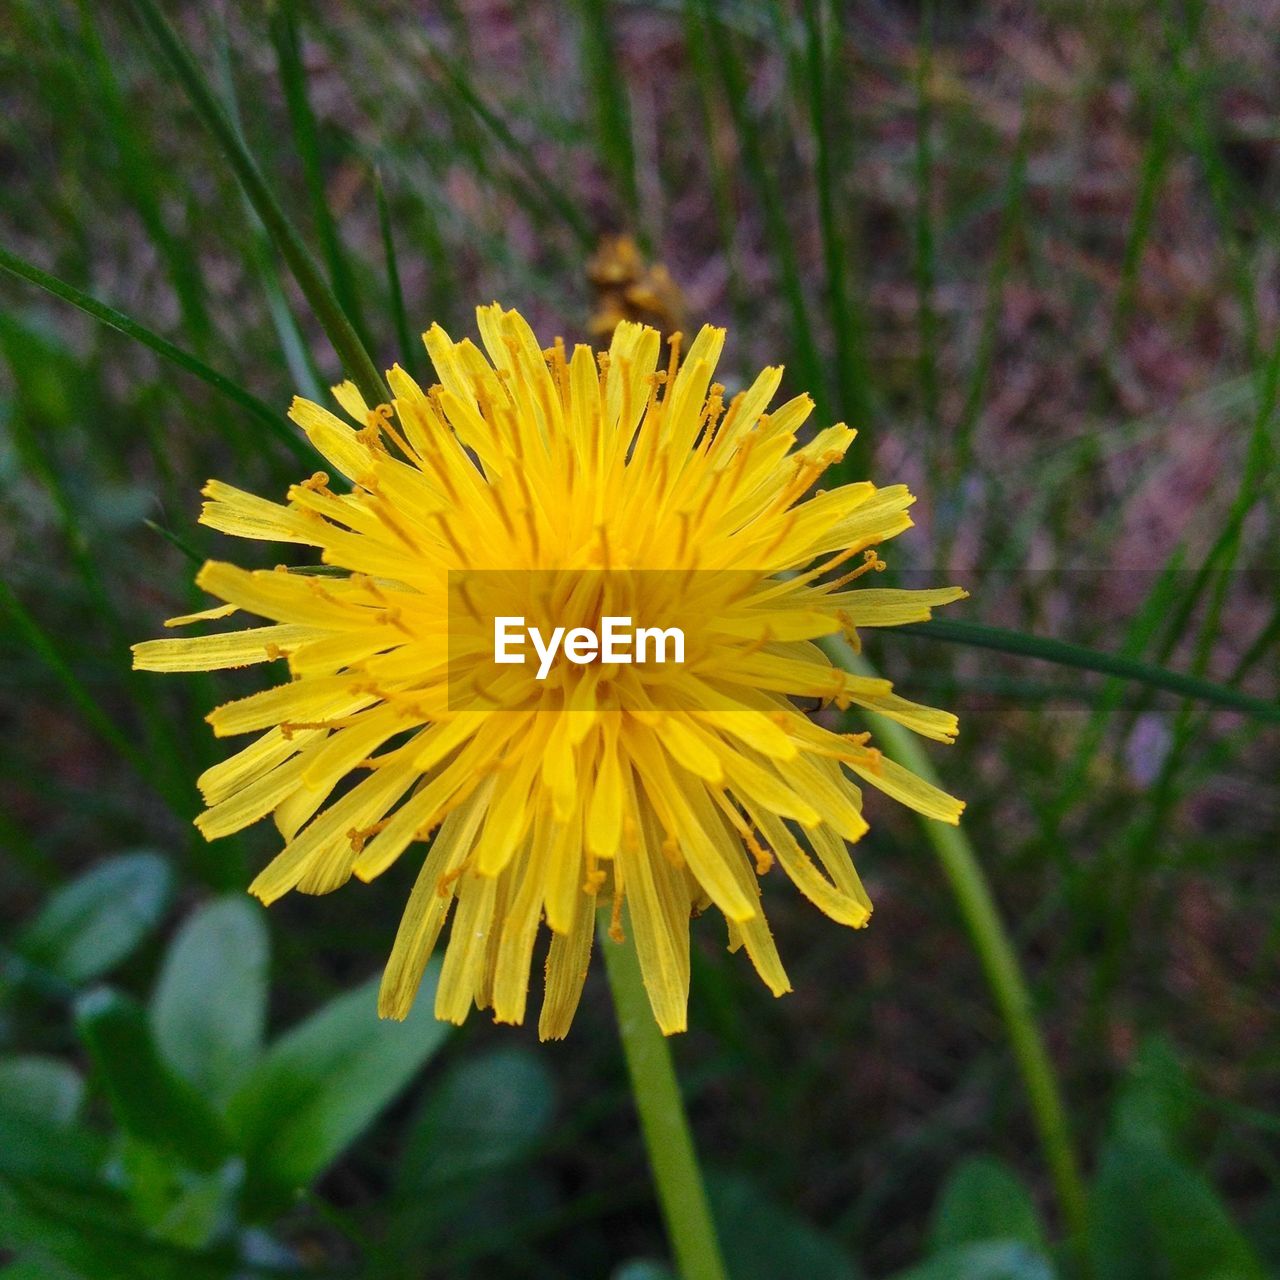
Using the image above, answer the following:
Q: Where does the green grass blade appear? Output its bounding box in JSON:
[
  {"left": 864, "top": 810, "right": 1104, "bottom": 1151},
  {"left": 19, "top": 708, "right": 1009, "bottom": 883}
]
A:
[
  {"left": 801, "top": 0, "right": 870, "bottom": 463},
  {"left": 426, "top": 46, "right": 595, "bottom": 249},
  {"left": 691, "top": 0, "right": 827, "bottom": 411},
  {"left": 376, "top": 169, "right": 417, "bottom": 376},
  {"left": 126, "top": 0, "right": 386, "bottom": 406},
  {"left": 268, "top": 0, "right": 372, "bottom": 353},
  {"left": 897, "top": 618, "right": 1280, "bottom": 724},
  {"left": 75, "top": 1, "right": 213, "bottom": 350},
  {"left": 0, "top": 245, "right": 315, "bottom": 464},
  {"left": 952, "top": 109, "right": 1028, "bottom": 488},
  {"left": 914, "top": 0, "right": 941, "bottom": 455},
  {"left": 575, "top": 0, "right": 642, "bottom": 240},
  {"left": 1112, "top": 108, "right": 1169, "bottom": 335},
  {"left": 0, "top": 579, "right": 152, "bottom": 790}
]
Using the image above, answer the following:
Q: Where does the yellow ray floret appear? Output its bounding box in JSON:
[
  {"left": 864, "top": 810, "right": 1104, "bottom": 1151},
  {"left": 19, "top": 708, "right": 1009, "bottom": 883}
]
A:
[{"left": 133, "top": 303, "right": 966, "bottom": 1038}]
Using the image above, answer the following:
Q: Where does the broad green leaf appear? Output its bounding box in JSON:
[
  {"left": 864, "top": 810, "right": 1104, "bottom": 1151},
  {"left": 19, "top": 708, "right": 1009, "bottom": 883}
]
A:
[
  {"left": 227, "top": 966, "right": 448, "bottom": 1213},
  {"left": 930, "top": 1156, "right": 1046, "bottom": 1253},
  {"left": 708, "top": 1172, "right": 858, "bottom": 1280},
  {"left": 1088, "top": 1037, "right": 1266, "bottom": 1279},
  {"left": 150, "top": 1163, "right": 241, "bottom": 1250},
  {"left": 16, "top": 853, "right": 172, "bottom": 985},
  {"left": 150, "top": 897, "right": 269, "bottom": 1103},
  {"left": 1110, "top": 1037, "right": 1194, "bottom": 1155},
  {"left": 398, "top": 1046, "right": 555, "bottom": 1193},
  {"left": 894, "top": 1240, "right": 1055, "bottom": 1280},
  {"left": 0, "top": 1056, "right": 84, "bottom": 1128},
  {"left": 0, "top": 1105, "right": 100, "bottom": 1184},
  {"left": 0, "top": 1176, "right": 246, "bottom": 1280},
  {"left": 74, "top": 988, "right": 232, "bottom": 1172},
  {"left": 1089, "top": 1139, "right": 1267, "bottom": 1280},
  {"left": 0, "top": 1257, "right": 83, "bottom": 1279},
  {"left": 117, "top": 1134, "right": 240, "bottom": 1249}
]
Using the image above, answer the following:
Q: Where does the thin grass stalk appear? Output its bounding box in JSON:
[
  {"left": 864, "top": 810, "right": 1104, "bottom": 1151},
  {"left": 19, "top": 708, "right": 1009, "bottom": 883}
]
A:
[
  {"left": 693, "top": 0, "right": 827, "bottom": 410},
  {"left": 913, "top": 0, "right": 941, "bottom": 468},
  {"left": 126, "top": 0, "right": 387, "bottom": 406},
  {"left": 375, "top": 170, "right": 417, "bottom": 377},
  {"left": 896, "top": 618, "right": 1280, "bottom": 724},
  {"left": 76, "top": 0, "right": 213, "bottom": 350},
  {"left": 426, "top": 45, "right": 595, "bottom": 249},
  {"left": 0, "top": 246, "right": 316, "bottom": 464},
  {"left": 0, "top": 579, "right": 176, "bottom": 810},
  {"left": 269, "top": 0, "right": 372, "bottom": 352},
  {"left": 576, "top": 0, "right": 643, "bottom": 241},
  {"left": 801, "top": 0, "right": 870, "bottom": 472}
]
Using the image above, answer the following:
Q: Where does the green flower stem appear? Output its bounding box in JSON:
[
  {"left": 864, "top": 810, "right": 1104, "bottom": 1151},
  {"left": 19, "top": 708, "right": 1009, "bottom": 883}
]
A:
[
  {"left": 126, "top": 0, "right": 388, "bottom": 409},
  {"left": 829, "top": 638, "right": 1090, "bottom": 1250},
  {"left": 600, "top": 916, "right": 728, "bottom": 1280}
]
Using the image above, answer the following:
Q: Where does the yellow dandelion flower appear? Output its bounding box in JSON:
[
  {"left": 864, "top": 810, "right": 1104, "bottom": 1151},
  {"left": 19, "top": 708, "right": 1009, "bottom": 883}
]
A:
[{"left": 133, "top": 304, "right": 965, "bottom": 1039}]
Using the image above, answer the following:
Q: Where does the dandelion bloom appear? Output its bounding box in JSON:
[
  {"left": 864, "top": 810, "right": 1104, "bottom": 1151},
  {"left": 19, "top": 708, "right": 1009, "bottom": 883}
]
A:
[{"left": 134, "top": 305, "right": 964, "bottom": 1038}]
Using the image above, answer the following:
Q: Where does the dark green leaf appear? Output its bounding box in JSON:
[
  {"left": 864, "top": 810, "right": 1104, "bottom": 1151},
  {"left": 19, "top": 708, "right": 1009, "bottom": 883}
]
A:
[
  {"left": 0, "top": 1106, "right": 101, "bottom": 1184},
  {"left": 150, "top": 897, "right": 269, "bottom": 1104},
  {"left": 0, "top": 1057, "right": 84, "bottom": 1129},
  {"left": 709, "top": 1172, "right": 858, "bottom": 1280},
  {"left": 1084, "top": 1035, "right": 1265, "bottom": 1279},
  {"left": 0, "top": 1257, "right": 83, "bottom": 1279},
  {"left": 1089, "top": 1138, "right": 1266, "bottom": 1280},
  {"left": 227, "top": 967, "right": 448, "bottom": 1213},
  {"left": 0, "top": 1175, "right": 250, "bottom": 1280},
  {"left": 930, "top": 1156, "right": 1046, "bottom": 1253},
  {"left": 74, "top": 988, "right": 232, "bottom": 1172},
  {"left": 399, "top": 1045, "right": 555, "bottom": 1194},
  {"left": 1110, "top": 1037, "right": 1195, "bottom": 1156},
  {"left": 894, "top": 1240, "right": 1055, "bottom": 1280},
  {"left": 16, "top": 853, "right": 172, "bottom": 986}
]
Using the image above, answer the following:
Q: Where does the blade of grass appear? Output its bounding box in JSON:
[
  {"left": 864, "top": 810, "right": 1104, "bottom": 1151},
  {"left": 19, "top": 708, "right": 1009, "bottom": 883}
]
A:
[
  {"left": 75, "top": 0, "right": 213, "bottom": 350},
  {"left": 576, "top": 0, "right": 642, "bottom": 241},
  {"left": 801, "top": 0, "right": 870, "bottom": 467},
  {"left": 1111, "top": 104, "right": 1169, "bottom": 335},
  {"left": 208, "top": 25, "right": 328, "bottom": 408},
  {"left": 2, "top": 353, "right": 189, "bottom": 801},
  {"left": 896, "top": 617, "right": 1280, "bottom": 724},
  {"left": 680, "top": 0, "right": 751, "bottom": 360},
  {"left": 1115, "top": 318, "right": 1280, "bottom": 746},
  {"left": 0, "top": 579, "right": 155, "bottom": 794},
  {"left": 0, "top": 246, "right": 316, "bottom": 464},
  {"left": 1046, "top": 551, "right": 1187, "bottom": 826},
  {"left": 951, "top": 107, "right": 1029, "bottom": 491},
  {"left": 914, "top": 0, "right": 942, "bottom": 466},
  {"left": 125, "top": 0, "right": 386, "bottom": 406},
  {"left": 268, "top": 0, "right": 372, "bottom": 353},
  {"left": 426, "top": 45, "right": 595, "bottom": 249},
  {"left": 692, "top": 0, "right": 828, "bottom": 411},
  {"left": 375, "top": 169, "right": 417, "bottom": 376}
]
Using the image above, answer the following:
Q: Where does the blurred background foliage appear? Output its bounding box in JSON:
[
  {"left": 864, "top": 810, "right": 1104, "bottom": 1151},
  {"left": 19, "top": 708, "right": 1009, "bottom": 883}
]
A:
[{"left": 1, "top": 0, "right": 1277, "bottom": 1276}]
